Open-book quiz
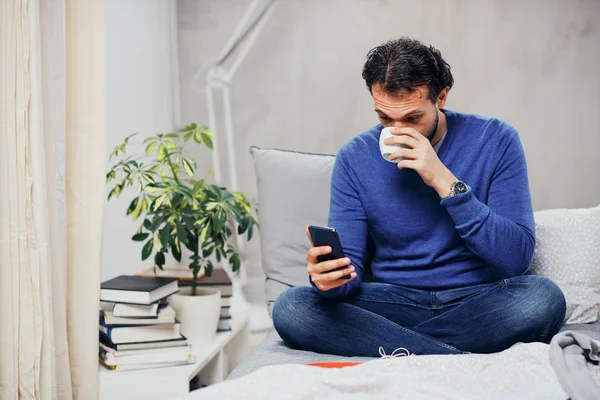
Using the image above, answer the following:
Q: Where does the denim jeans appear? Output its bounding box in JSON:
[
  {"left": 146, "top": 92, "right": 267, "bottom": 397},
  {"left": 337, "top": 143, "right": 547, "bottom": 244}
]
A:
[{"left": 273, "top": 275, "right": 566, "bottom": 357}]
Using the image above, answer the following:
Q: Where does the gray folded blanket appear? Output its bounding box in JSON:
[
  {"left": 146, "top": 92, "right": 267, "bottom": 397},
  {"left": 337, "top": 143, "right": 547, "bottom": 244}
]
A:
[{"left": 550, "top": 331, "right": 600, "bottom": 400}]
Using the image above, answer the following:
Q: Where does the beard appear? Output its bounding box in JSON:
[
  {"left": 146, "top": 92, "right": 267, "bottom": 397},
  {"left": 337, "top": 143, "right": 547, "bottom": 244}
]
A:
[{"left": 424, "top": 109, "right": 439, "bottom": 142}]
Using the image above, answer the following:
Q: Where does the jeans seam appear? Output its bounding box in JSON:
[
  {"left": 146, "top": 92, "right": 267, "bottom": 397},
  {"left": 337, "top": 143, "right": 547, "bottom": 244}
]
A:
[{"left": 344, "top": 302, "right": 463, "bottom": 353}]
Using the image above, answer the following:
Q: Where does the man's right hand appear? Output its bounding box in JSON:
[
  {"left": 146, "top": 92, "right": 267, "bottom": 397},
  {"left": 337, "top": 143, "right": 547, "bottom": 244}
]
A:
[{"left": 305, "top": 229, "right": 357, "bottom": 291}]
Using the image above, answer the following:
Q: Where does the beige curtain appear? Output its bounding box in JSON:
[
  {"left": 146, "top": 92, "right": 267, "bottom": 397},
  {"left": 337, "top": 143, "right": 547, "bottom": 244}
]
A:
[{"left": 0, "top": 0, "right": 105, "bottom": 399}]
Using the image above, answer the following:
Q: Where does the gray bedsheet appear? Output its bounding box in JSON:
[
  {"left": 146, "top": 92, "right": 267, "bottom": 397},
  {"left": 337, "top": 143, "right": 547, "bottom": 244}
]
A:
[
  {"left": 228, "top": 323, "right": 600, "bottom": 380},
  {"left": 550, "top": 330, "right": 600, "bottom": 400}
]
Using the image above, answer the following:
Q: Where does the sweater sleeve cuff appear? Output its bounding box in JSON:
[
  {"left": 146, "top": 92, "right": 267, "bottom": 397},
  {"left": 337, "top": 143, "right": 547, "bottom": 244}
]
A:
[
  {"left": 309, "top": 276, "right": 348, "bottom": 299},
  {"left": 440, "top": 189, "right": 488, "bottom": 228}
]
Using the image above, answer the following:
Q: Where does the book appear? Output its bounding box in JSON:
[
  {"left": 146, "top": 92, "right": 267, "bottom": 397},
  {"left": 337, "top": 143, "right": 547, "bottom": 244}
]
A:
[
  {"left": 99, "top": 357, "right": 194, "bottom": 372},
  {"left": 99, "top": 342, "right": 192, "bottom": 366},
  {"left": 136, "top": 265, "right": 205, "bottom": 281},
  {"left": 100, "top": 301, "right": 167, "bottom": 318},
  {"left": 100, "top": 275, "right": 178, "bottom": 305},
  {"left": 99, "top": 335, "right": 187, "bottom": 351},
  {"left": 217, "top": 318, "right": 232, "bottom": 331},
  {"left": 220, "top": 295, "right": 232, "bottom": 307},
  {"left": 99, "top": 317, "right": 181, "bottom": 344},
  {"left": 219, "top": 306, "right": 231, "bottom": 319},
  {"left": 100, "top": 304, "right": 176, "bottom": 325},
  {"left": 181, "top": 269, "right": 233, "bottom": 296}
]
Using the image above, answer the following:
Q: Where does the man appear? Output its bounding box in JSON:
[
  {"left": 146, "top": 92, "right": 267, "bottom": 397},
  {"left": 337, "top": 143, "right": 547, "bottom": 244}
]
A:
[{"left": 272, "top": 37, "right": 566, "bottom": 356}]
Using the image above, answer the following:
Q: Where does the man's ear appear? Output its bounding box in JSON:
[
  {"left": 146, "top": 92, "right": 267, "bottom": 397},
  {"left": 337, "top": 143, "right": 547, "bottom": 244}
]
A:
[{"left": 437, "top": 87, "right": 450, "bottom": 109}]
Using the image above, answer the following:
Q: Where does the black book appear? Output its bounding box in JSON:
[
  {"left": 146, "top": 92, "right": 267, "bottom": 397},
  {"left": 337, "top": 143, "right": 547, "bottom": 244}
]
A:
[{"left": 100, "top": 275, "right": 178, "bottom": 305}]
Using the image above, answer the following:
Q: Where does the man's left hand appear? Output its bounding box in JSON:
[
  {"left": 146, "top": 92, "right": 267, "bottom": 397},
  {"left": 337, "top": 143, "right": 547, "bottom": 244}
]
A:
[{"left": 385, "top": 127, "right": 457, "bottom": 198}]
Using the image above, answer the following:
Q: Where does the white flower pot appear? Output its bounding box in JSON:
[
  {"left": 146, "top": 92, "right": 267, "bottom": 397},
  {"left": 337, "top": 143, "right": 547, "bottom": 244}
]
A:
[{"left": 168, "top": 287, "right": 221, "bottom": 346}]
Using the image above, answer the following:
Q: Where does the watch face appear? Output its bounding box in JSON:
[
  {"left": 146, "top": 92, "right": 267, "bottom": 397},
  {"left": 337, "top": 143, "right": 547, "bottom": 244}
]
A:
[{"left": 455, "top": 181, "right": 468, "bottom": 193}]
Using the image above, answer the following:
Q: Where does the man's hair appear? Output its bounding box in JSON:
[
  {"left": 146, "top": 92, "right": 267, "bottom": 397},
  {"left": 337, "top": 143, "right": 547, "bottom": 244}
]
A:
[{"left": 362, "top": 37, "right": 454, "bottom": 102}]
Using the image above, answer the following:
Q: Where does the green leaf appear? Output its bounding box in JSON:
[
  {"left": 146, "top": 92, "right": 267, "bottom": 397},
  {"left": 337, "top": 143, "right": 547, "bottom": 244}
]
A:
[
  {"left": 176, "top": 185, "right": 194, "bottom": 202},
  {"left": 192, "top": 264, "right": 201, "bottom": 279},
  {"left": 247, "top": 223, "right": 254, "bottom": 241},
  {"left": 150, "top": 214, "right": 167, "bottom": 232},
  {"left": 141, "top": 172, "right": 156, "bottom": 184},
  {"left": 230, "top": 253, "right": 241, "bottom": 272},
  {"left": 145, "top": 141, "right": 157, "bottom": 155},
  {"left": 143, "top": 136, "right": 155, "bottom": 144},
  {"left": 182, "top": 158, "right": 194, "bottom": 177},
  {"left": 141, "top": 239, "right": 153, "bottom": 261},
  {"left": 143, "top": 219, "right": 152, "bottom": 229},
  {"left": 208, "top": 169, "right": 214, "bottom": 176},
  {"left": 164, "top": 140, "right": 176, "bottom": 149},
  {"left": 153, "top": 193, "right": 168, "bottom": 211},
  {"left": 154, "top": 251, "right": 165, "bottom": 268},
  {"left": 165, "top": 133, "right": 179, "bottom": 139},
  {"left": 205, "top": 202, "right": 219, "bottom": 211},
  {"left": 159, "top": 226, "right": 171, "bottom": 248},
  {"left": 181, "top": 215, "right": 196, "bottom": 229},
  {"left": 145, "top": 185, "right": 163, "bottom": 193},
  {"left": 176, "top": 221, "right": 187, "bottom": 243},
  {"left": 171, "top": 238, "right": 182, "bottom": 262},
  {"left": 141, "top": 198, "right": 149, "bottom": 213},
  {"left": 132, "top": 232, "right": 149, "bottom": 241},
  {"left": 154, "top": 233, "right": 162, "bottom": 251},
  {"left": 193, "top": 179, "right": 205, "bottom": 192},
  {"left": 110, "top": 145, "right": 120, "bottom": 159},
  {"left": 203, "top": 129, "right": 216, "bottom": 137},
  {"left": 183, "top": 131, "right": 193, "bottom": 141},
  {"left": 158, "top": 145, "right": 167, "bottom": 160},
  {"left": 201, "top": 133, "right": 213, "bottom": 149},
  {"left": 213, "top": 210, "right": 225, "bottom": 232},
  {"left": 132, "top": 197, "right": 144, "bottom": 220},
  {"left": 127, "top": 198, "right": 139, "bottom": 215},
  {"left": 215, "top": 248, "right": 221, "bottom": 262},
  {"left": 199, "top": 220, "right": 211, "bottom": 244},
  {"left": 202, "top": 246, "right": 213, "bottom": 258},
  {"left": 193, "top": 131, "right": 202, "bottom": 144}
]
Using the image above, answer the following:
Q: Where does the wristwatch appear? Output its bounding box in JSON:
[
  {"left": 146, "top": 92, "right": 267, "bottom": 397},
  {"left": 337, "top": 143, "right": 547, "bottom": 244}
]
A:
[{"left": 447, "top": 180, "right": 469, "bottom": 198}]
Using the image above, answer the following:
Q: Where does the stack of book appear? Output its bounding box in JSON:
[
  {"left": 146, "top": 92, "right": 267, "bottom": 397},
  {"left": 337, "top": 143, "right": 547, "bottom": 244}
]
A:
[
  {"left": 99, "top": 275, "right": 194, "bottom": 371},
  {"left": 179, "top": 268, "right": 233, "bottom": 332}
]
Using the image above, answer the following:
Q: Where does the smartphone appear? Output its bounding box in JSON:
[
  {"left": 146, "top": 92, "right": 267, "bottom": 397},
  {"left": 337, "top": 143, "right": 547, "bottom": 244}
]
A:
[{"left": 307, "top": 225, "right": 351, "bottom": 279}]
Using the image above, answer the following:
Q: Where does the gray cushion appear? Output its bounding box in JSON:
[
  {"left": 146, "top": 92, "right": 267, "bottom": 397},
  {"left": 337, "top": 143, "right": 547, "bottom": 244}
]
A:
[
  {"left": 529, "top": 205, "right": 600, "bottom": 324},
  {"left": 250, "top": 147, "right": 335, "bottom": 316}
]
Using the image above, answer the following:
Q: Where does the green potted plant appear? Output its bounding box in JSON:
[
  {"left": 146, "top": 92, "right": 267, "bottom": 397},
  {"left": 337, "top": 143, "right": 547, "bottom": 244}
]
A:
[{"left": 106, "top": 123, "right": 258, "bottom": 343}]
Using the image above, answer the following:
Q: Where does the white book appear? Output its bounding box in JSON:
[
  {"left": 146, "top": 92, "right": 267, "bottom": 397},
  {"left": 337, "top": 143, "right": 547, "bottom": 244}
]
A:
[
  {"left": 102, "top": 302, "right": 160, "bottom": 318},
  {"left": 100, "top": 357, "right": 195, "bottom": 372},
  {"left": 217, "top": 318, "right": 232, "bottom": 331},
  {"left": 220, "top": 296, "right": 232, "bottom": 307},
  {"left": 100, "top": 304, "right": 176, "bottom": 325},
  {"left": 99, "top": 342, "right": 192, "bottom": 366},
  {"left": 100, "top": 320, "right": 182, "bottom": 344}
]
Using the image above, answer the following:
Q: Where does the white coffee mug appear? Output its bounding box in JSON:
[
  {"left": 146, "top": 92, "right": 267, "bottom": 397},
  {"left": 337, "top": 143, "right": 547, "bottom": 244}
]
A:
[{"left": 379, "top": 127, "right": 405, "bottom": 163}]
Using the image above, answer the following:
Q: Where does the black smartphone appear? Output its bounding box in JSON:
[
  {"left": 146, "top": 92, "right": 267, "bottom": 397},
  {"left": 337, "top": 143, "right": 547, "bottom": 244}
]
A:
[{"left": 307, "top": 225, "right": 351, "bottom": 279}]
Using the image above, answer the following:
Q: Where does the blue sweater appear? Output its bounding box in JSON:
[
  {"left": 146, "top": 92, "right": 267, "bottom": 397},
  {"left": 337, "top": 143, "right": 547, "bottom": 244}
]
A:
[{"left": 314, "top": 109, "right": 535, "bottom": 299}]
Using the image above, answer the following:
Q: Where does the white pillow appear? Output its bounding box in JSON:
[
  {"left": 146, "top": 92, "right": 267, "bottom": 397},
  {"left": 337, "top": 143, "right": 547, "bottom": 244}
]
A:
[{"left": 530, "top": 205, "right": 600, "bottom": 324}]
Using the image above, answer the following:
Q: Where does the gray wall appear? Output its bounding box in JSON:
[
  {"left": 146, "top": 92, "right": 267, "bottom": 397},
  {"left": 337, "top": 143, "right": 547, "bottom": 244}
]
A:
[
  {"left": 102, "top": 0, "right": 176, "bottom": 282},
  {"left": 177, "top": 0, "right": 600, "bottom": 302}
]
